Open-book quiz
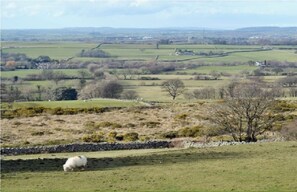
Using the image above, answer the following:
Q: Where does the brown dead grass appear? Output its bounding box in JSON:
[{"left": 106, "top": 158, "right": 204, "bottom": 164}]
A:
[{"left": 1, "top": 103, "right": 209, "bottom": 147}]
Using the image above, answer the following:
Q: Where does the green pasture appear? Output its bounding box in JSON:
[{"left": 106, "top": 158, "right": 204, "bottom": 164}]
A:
[
  {"left": 0, "top": 69, "right": 90, "bottom": 78},
  {"left": 3, "top": 47, "right": 82, "bottom": 60},
  {"left": 160, "top": 44, "right": 263, "bottom": 50},
  {"left": 1, "top": 41, "right": 98, "bottom": 48},
  {"left": 1, "top": 142, "right": 297, "bottom": 192},
  {"left": 180, "top": 65, "right": 257, "bottom": 74},
  {"left": 3, "top": 42, "right": 297, "bottom": 63},
  {"left": 3, "top": 99, "right": 143, "bottom": 109},
  {"left": 160, "top": 44, "right": 297, "bottom": 50},
  {"left": 230, "top": 50, "right": 297, "bottom": 62},
  {"left": 121, "top": 78, "right": 229, "bottom": 88},
  {"left": 163, "top": 49, "right": 297, "bottom": 63},
  {"left": 2, "top": 42, "right": 98, "bottom": 60}
]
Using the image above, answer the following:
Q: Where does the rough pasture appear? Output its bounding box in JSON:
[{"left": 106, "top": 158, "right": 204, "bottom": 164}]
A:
[{"left": 1, "top": 142, "right": 297, "bottom": 192}]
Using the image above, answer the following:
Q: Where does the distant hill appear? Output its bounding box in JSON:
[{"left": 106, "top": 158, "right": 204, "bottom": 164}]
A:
[
  {"left": 1, "top": 26, "right": 297, "bottom": 42},
  {"left": 236, "top": 26, "right": 297, "bottom": 33}
]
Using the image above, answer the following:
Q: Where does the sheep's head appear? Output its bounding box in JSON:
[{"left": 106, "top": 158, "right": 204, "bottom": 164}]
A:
[{"left": 63, "top": 164, "right": 70, "bottom": 172}]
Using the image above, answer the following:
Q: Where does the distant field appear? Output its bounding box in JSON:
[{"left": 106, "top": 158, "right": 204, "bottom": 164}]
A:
[
  {"left": 1, "top": 99, "right": 143, "bottom": 110},
  {"left": 0, "top": 69, "right": 90, "bottom": 78},
  {"left": 2, "top": 42, "right": 97, "bottom": 59},
  {"left": 2, "top": 42, "right": 297, "bottom": 62},
  {"left": 181, "top": 65, "right": 257, "bottom": 74},
  {"left": 2, "top": 42, "right": 297, "bottom": 103},
  {"left": 2, "top": 142, "right": 297, "bottom": 192}
]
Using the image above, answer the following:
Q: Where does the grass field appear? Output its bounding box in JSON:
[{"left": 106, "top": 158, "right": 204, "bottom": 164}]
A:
[
  {"left": 2, "top": 41, "right": 297, "bottom": 103},
  {"left": 2, "top": 42, "right": 98, "bottom": 59},
  {"left": 1, "top": 142, "right": 297, "bottom": 192},
  {"left": 180, "top": 65, "right": 257, "bottom": 74},
  {"left": 1, "top": 99, "right": 144, "bottom": 110},
  {"left": 0, "top": 69, "right": 91, "bottom": 78},
  {"left": 3, "top": 42, "right": 297, "bottom": 62}
]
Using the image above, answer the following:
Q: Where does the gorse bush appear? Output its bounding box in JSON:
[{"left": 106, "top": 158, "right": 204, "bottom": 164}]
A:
[
  {"left": 178, "top": 126, "right": 204, "bottom": 137},
  {"left": 174, "top": 114, "right": 188, "bottom": 121},
  {"left": 123, "top": 132, "right": 139, "bottom": 142},
  {"left": 162, "top": 131, "right": 178, "bottom": 139},
  {"left": 107, "top": 131, "right": 118, "bottom": 143},
  {"left": 1, "top": 107, "right": 105, "bottom": 119},
  {"left": 273, "top": 101, "right": 297, "bottom": 112},
  {"left": 82, "top": 132, "right": 105, "bottom": 143},
  {"left": 161, "top": 125, "right": 211, "bottom": 139},
  {"left": 96, "top": 121, "right": 122, "bottom": 128}
]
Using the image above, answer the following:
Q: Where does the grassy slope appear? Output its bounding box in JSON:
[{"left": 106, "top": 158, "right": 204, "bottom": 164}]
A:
[{"left": 1, "top": 142, "right": 297, "bottom": 192}]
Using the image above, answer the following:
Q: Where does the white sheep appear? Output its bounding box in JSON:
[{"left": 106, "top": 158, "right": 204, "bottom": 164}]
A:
[{"left": 63, "top": 155, "right": 87, "bottom": 172}]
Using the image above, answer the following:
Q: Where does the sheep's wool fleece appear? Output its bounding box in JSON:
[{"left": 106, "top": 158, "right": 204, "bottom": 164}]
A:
[{"left": 63, "top": 155, "right": 87, "bottom": 171}]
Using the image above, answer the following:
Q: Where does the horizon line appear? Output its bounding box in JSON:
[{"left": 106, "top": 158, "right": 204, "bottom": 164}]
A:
[{"left": 2, "top": 26, "right": 297, "bottom": 31}]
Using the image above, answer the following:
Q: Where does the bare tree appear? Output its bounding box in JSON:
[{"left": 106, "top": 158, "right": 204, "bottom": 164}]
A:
[
  {"left": 209, "top": 82, "right": 276, "bottom": 142},
  {"left": 79, "top": 81, "right": 123, "bottom": 99},
  {"left": 121, "top": 90, "right": 139, "bottom": 100},
  {"left": 161, "top": 79, "right": 185, "bottom": 100}
]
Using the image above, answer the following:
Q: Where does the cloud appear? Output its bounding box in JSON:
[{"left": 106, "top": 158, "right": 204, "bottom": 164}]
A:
[{"left": 1, "top": 0, "right": 297, "bottom": 29}]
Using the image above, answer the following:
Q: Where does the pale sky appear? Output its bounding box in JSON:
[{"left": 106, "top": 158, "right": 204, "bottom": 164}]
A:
[{"left": 1, "top": 0, "right": 297, "bottom": 29}]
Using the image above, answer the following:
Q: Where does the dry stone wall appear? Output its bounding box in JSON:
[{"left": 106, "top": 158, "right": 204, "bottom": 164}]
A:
[{"left": 1, "top": 141, "right": 171, "bottom": 156}]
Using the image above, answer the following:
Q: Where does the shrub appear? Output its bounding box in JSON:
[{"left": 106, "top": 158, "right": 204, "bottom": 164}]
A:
[
  {"left": 53, "top": 87, "right": 78, "bottom": 101},
  {"left": 86, "top": 107, "right": 104, "bottom": 113},
  {"left": 162, "top": 131, "right": 178, "bottom": 139},
  {"left": 178, "top": 126, "right": 204, "bottom": 137},
  {"left": 16, "top": 108, "right": 42, "bottom": 117},
  {"left": 0, "top": 110, "right": 16, "bottom": 119},
  {"left": 174, "top": 114, "right": 188, "bottom": 121},
  {"left": 61, "top": 108, "right": 80, "bottom": 115},
  {"left": 273, "top": 101, "right": 297, "bottom": 112},
  {"left": 121, "top": 90, "right": 139, "bottom": 100},
  {"left": 79, "top": 49, "right": 110, "bottom": 58},
  {"left": 51, "top": 107, "right": 64, "bottom": 115},
  {"left": 139, "top": 135, "right": 151, "bottom": 141},
  {"left": 139, "top": 76, "right": 160, "bottom": 80},
  {"left": 33, "top": 107, "right": 45, "bottom": 113},
  {"left": 123, "top": 132, "right": 139, "bottom": 142},
  {"left": 107, "top": 131, "right": 118, "bottom": 143},
  {"left": 100, "top": 81, "right": 123, "bottom": 99},
  {"left": 82, "top": 132, "right": 105, "bottom": 143},
  {"left": 115, "top": 134, "right": 124, "bottom": 141}
]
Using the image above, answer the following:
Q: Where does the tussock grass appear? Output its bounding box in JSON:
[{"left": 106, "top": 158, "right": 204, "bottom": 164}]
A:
[{"left": 1, "top": 103, "right": 207, "bottom": 147}]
